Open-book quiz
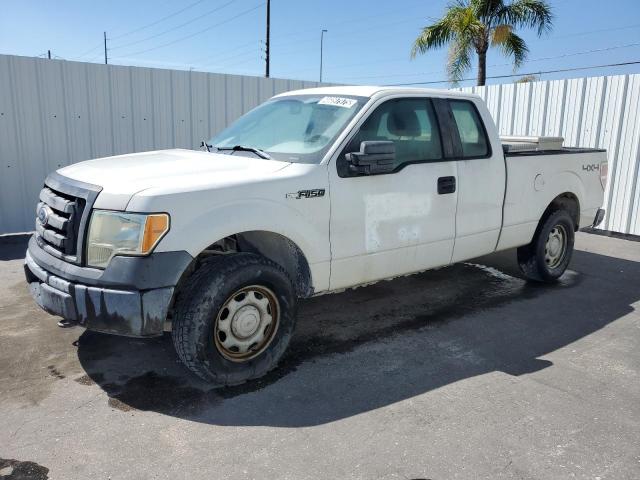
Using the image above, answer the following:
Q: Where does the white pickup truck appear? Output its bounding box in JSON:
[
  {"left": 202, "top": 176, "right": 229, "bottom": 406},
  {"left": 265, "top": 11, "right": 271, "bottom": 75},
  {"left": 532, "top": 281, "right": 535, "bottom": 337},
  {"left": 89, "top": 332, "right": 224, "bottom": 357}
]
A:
[{"left": 25, "top": 86, "right": 607, "bottom": 385}]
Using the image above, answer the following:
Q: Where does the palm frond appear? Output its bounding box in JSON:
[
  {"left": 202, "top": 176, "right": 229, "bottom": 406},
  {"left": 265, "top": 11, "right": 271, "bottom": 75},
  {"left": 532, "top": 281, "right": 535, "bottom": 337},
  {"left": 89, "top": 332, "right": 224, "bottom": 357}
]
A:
[
  {"left": 412, "top": 0, "right": 553, "bottom": 85},
  {"left": 496, "top": 30, "right": 529, "bottom": 68},
  {"left": 501, "top": 0, "right": 553, "bottom": 35},
  {"left": 491, "top": 24, "right": 512, "bottom": 45},
  {"left": 455, "top": 5, "right": 485, "bottom": 35},
  {"left": 470, "top": 0, "right": 505, "bottom": 25},
  {"left": 411, "top": 19, "right": 454, "bottom": 57},
  {"left": 411, "top": 6, "right": 472, "bottom": 57},
  {"left": 447, "top": 37, "right": 473, "bottom": 84}
]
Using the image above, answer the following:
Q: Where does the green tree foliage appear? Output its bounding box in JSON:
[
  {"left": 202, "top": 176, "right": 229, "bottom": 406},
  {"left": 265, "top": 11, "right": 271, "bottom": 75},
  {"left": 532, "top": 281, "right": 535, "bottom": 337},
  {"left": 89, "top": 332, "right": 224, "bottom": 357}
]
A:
[{"left": 412, "top": 0, "right": 553, "bottom": 86}]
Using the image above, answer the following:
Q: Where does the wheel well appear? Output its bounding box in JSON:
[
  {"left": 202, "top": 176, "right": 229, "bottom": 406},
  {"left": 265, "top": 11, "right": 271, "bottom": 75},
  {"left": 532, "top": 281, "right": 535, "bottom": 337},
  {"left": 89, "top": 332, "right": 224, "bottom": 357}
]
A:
[
  {"left": 175, "top": 231, "right": 314, "bottom": 302},
  {"left": 542, "top": 193, "right": 580, "bottom": 230}
]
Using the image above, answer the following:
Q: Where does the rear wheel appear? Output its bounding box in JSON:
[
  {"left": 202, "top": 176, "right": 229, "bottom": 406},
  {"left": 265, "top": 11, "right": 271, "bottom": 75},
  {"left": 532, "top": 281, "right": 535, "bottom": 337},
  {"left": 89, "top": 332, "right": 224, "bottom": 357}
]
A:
[
  {"left": 172, "top": 253, "right": 296, "bottom": 385},
  {"left": 517, "top": 210, "right": 575, "bottom": 283}
]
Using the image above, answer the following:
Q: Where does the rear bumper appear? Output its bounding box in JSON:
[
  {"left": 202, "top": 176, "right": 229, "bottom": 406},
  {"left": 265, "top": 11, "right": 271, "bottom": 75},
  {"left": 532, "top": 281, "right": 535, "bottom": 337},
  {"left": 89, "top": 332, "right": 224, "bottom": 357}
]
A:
[
  {"left": 580, "top": 207, "right": 606, "bottom": 230},
  {"left": 25, "top": 236, "right": 193, "bottom": 337}
]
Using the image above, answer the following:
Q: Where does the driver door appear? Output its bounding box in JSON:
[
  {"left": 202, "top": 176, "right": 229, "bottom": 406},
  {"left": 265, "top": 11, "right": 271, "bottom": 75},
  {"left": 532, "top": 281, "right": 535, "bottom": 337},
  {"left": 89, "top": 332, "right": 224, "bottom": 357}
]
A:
[{"left": 328, "top": 96, "right": 458, "bottom": 290}]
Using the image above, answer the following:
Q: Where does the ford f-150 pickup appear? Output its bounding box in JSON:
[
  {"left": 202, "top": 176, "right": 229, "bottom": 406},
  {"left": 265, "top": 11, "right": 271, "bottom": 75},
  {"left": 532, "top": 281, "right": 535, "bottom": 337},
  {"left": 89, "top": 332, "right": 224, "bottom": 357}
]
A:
[{"left": 25, "top": 86, "right": 607, "bottom": 385}]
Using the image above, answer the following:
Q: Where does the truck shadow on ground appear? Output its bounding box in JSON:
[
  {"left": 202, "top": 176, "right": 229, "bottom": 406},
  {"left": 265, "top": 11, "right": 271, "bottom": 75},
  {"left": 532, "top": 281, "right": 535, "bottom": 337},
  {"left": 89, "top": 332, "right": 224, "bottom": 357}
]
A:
[{"left": 75, "top": 248, "right": 639, "bottom": 427}]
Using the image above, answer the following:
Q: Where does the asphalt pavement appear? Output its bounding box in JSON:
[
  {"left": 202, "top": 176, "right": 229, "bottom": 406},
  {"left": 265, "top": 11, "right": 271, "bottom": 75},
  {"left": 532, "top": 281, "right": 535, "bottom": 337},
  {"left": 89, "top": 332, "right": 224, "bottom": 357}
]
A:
[{"left": 1, "top": 232, "right": 639, "bottom": 479}]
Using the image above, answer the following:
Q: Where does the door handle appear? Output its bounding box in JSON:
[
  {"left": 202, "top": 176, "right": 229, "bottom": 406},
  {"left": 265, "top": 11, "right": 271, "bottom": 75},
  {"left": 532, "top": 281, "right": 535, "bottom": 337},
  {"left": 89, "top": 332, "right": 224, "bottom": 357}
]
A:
[{"left": 437, "top": 176, "right": 456, "bottom": 194}]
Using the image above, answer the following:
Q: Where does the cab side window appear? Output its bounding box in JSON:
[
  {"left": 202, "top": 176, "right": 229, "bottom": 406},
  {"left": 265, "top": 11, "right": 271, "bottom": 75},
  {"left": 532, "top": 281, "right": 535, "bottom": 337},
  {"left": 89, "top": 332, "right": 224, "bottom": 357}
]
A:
[
  {"left": 346, "top": 98, "right": 443, "bottom": 165},
  {"left": 449, "top": 100, "right": 489, "bottom": 158}
]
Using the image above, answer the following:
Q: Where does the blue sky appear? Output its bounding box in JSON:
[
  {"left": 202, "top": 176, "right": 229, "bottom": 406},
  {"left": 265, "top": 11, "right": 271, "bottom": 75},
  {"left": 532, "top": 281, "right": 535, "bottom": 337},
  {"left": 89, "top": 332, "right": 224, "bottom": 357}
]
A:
[{"left": 1, "top": 0, "right": 639, "bottom": 87}]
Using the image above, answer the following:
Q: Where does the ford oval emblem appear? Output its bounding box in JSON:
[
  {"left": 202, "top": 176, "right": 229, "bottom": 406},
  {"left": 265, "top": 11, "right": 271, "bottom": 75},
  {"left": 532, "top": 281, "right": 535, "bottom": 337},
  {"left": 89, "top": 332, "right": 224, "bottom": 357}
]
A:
[{"left": 38, "top": 205, "right": 49, "bottom": 225}]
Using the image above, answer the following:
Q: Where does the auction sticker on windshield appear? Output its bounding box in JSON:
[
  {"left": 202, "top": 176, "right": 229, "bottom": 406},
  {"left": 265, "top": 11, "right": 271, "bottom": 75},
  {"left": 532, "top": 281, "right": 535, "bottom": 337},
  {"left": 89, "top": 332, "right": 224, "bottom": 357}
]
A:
[{"left": 318, "top": 96, "right": 358, "bottom": 108}]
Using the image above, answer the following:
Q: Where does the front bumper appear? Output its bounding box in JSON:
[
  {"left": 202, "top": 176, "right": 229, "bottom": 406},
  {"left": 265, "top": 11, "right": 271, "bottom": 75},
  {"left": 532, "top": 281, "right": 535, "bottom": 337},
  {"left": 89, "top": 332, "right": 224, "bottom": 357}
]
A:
[{"left": 25, "top": 236, "right": 193, "bottom": 337}]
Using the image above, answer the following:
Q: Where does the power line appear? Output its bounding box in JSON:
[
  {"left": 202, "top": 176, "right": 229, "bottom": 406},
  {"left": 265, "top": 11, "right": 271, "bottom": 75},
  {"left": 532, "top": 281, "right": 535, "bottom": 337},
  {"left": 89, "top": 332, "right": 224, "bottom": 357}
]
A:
[
  {"left": 220, "top": 54, "right": 260, "bottom": 69},
  {"left": 384, "top": 60, "right": 640, "bottom": 86},
  {"left": 195, "top": 44, "right": 259, "bottom": 67},
  {"left": 271, "top": 0, "right": 431, "bottom": 43},
  {"left": 66, "top": 1, "right": 421, "bottom": 64},
  {"left": 196, "top": 47, "right": 260, "bottom": 69},
  {"left": 533, "top": 22, "right": 640, "bottom": 42},
  {"left": 271, "top": 16, "right": 418, "bottom": 48},
  {"left": 110, "top": 0, "right": 238, "bottom": 51},
  {"left": 113, "top": 2, "right": 265, "bottom": 58},
  {"left": 309, "top": 22, "right": 640, "bottom": 76},
  {"left": 73, "top": 42, "right": 104, "bottom": 59},
  {"left": 86, "top": 52, "right": 106, "bottom": 63},
  {"left": 109, "top": 0, "right": 209, "bottom": 41},
  {"left": 143, "top": 15, "right": 639, "bottom": 63},
  {"left": 188, "top": 39, "right": 259, "bottom": 65},
  {"left": 272, "top": 17, "right": 419, "bottom": 61},
  {"left": 339, "top": 41, "right": 640, "bottom": 81},
  {"left": 529, "top": 42, "right": 640, "bottom": 63}
]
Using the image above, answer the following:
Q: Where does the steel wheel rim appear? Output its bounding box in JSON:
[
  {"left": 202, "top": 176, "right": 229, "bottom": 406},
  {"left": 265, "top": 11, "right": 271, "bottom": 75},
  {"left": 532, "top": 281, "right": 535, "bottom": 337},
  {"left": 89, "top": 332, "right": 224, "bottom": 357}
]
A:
[
  {"left": 214, "top": 285, "right": 280, "bottom": 362},
  {"left": 544, "top": 224, "right": 568, "bottom": 269}
]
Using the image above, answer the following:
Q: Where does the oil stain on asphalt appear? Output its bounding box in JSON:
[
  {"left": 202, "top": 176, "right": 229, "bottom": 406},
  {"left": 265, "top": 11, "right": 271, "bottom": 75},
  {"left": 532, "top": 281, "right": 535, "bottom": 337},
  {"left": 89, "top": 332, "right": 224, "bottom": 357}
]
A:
[{"left": 0, "top": 458, "right": 49, "bottom": 480}]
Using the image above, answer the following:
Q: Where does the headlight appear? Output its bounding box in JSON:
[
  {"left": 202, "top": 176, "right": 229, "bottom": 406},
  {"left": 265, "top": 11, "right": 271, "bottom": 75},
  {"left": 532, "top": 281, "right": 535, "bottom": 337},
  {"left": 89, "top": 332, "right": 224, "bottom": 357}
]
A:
[{"left": 86, "top": 210, "right": 170, "bottom": 268}]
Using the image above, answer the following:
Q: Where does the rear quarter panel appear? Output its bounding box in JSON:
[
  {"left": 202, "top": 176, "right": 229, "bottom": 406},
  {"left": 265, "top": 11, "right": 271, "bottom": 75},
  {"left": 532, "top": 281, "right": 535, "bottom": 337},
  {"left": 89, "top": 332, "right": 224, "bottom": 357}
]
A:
[{"left": 498, "top": 150, "right": 606, "bottom": 250}]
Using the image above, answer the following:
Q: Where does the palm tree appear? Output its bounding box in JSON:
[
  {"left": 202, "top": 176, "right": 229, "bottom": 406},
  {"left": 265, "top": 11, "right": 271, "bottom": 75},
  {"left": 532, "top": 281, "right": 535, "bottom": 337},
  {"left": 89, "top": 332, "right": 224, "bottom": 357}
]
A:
[{"left": 411, "top": 0, "right": 553, "bottom": 86}]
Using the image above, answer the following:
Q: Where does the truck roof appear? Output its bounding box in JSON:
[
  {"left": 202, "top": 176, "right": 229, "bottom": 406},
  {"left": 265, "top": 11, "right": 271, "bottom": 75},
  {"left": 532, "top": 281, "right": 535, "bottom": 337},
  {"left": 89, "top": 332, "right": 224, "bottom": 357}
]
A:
[{"left": 274, "top": 85, "right": 479, "bottom": 100}]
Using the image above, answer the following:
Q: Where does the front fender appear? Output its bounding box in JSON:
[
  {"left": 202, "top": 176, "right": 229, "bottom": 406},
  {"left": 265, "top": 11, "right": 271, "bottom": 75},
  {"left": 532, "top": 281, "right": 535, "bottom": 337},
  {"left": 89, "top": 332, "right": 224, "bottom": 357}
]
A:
[
  {"left": 128, "top": 188, "right": 331, "bottom": 292},
  {"left": 125, "top": 162, "right": 331, "bottom": 292},
  {"left": 159, "top": 197, "right": 329, "bottom": 264}
]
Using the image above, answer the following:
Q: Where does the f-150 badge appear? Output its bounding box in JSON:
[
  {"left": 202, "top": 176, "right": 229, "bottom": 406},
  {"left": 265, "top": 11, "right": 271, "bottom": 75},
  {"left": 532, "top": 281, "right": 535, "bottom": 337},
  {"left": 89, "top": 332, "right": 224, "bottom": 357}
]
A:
[{"left": 286, "top": 189, "right": 325, "bottom": 199}]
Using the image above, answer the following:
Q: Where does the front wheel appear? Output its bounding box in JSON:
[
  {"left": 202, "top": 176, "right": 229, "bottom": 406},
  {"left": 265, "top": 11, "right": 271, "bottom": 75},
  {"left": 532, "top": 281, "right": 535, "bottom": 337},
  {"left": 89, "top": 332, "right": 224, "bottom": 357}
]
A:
[
  {"left": 517, "top": 210, "right": 575, "bottom": 283},
  {"left": 172, "top": 253, "right": 296, "bottom": 385}
]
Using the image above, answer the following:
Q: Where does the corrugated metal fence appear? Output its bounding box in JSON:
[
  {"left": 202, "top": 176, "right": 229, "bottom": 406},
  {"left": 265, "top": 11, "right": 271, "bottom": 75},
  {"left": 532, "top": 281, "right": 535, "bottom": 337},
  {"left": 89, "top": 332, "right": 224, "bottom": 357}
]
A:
[
  {"left": 459, "top": 74, "right": 640, "bottom": 236},
  {"left": 1, "top": 55, "right": 639, "bottom": 236},
  {"left": 0, "top": 54, "right": 328, "bottom": 234}
]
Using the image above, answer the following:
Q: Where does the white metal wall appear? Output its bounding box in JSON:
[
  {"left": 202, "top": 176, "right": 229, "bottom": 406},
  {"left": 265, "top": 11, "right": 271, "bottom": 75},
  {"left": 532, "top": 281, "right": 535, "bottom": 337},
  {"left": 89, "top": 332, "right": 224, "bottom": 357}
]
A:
[
  {"left": 0, "top": 54, "right": 328, "bottom": 235},
  {"left": 2, "top": 55, "right": 639, "bottom": 236},
  {"left": 459, "top": 74, "right": 640, "bottom": 236}
]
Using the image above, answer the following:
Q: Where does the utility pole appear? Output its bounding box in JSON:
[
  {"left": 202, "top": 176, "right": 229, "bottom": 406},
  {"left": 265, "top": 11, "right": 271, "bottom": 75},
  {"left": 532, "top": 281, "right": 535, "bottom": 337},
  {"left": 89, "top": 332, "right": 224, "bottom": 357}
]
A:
[
  {"left": 47, "top": 50, "right": 51, "bottom": 59},
  {"left": 320, "top": 29, "right": 327, "bottom": 82},
  {"left": 265, "top": 0, "right": 270, "bottom": 77},
  {"left": 104, "top": 31, "right": 108, "bottom": 64}
]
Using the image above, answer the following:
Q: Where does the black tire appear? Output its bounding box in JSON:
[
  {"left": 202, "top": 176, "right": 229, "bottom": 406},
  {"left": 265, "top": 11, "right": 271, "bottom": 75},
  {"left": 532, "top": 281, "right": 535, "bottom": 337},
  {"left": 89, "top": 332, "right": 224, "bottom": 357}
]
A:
[
  {"left": 172, "top": 253, "right": 296, "bottom": 385},
  {"left": 517, "top": 209, "right": 575, "bottom": 283}
]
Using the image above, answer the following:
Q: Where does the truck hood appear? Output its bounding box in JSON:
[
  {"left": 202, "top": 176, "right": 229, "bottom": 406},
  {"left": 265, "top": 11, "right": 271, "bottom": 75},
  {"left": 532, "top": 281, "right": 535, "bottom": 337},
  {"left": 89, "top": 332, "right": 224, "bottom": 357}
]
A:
[{"left": 57, "top": 149, "right": 291, "bottom": 209}]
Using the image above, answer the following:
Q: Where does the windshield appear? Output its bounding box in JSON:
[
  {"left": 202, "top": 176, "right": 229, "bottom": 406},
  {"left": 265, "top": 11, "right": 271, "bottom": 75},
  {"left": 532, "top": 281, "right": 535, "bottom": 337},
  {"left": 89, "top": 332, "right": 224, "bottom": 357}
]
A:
[{"left": 208, "top": 94, "right": 367, "bottom": 164}]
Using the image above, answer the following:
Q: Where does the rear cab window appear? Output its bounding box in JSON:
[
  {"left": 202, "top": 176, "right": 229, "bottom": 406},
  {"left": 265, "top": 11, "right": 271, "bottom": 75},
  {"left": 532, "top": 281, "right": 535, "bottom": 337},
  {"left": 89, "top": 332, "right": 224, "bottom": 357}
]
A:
[{"left": 449, "top": 100, "right": 490, "bottom": 158}]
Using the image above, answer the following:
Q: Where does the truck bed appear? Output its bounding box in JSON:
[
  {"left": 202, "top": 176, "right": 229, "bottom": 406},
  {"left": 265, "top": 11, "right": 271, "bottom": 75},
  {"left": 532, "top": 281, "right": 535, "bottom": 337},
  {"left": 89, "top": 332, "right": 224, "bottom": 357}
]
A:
[
  {"left": 497, "top": 136, "right": 607, "bottom": 251},
  {"left": 505, "top": 147, "right": 606, "bottom": 157},
  {"left": 501, "top": 135, "right": 605, "bottom": 156}
]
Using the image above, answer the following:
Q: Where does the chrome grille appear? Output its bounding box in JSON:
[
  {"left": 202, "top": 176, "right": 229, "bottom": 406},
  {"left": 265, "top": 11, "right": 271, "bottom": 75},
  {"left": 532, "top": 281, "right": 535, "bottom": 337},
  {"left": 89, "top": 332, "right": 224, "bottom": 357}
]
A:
[{"left": 35, "top": 186, "right": 85, "bottom": 256}]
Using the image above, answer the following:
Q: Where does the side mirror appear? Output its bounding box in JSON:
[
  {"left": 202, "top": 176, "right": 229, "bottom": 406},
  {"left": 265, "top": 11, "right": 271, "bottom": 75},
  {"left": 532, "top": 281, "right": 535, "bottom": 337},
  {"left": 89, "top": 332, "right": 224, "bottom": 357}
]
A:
[{"left": 345, "top": 141, "right": 396, "bottom": 176}]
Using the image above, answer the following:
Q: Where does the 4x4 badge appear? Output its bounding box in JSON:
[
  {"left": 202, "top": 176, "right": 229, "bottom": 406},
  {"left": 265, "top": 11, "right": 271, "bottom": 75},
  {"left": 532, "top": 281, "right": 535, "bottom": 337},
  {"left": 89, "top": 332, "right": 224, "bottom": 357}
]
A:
[{"left": 286, "top": 189, "right": 325, "bottom": 199}]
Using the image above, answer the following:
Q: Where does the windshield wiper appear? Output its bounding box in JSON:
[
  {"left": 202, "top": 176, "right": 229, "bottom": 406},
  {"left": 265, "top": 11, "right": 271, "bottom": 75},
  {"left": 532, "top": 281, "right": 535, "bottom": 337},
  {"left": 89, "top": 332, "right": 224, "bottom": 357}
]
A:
[{"left": 216, "top": 145, "right": 271, "bottom": 159}]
